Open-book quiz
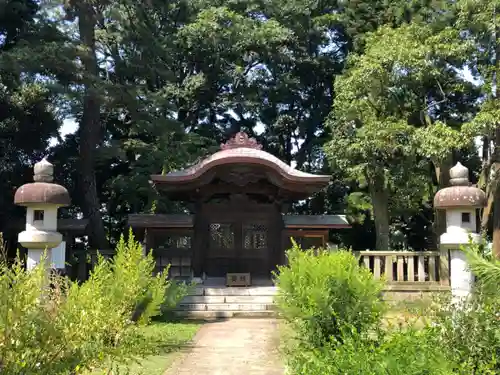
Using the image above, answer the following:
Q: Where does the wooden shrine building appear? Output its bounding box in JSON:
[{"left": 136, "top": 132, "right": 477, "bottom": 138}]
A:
[{"left": 128, "top": 132, "right": 349, "bottom": 279}]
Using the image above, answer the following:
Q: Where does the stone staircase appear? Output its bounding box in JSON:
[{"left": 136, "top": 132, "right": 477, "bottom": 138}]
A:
[{"left": 173, "top": 279, "right": 278, "bottom": 319}]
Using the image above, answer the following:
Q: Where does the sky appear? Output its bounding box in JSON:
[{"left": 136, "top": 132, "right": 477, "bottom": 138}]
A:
[{"left": 60, "top": 118, "right": 78, "bottom": 137}]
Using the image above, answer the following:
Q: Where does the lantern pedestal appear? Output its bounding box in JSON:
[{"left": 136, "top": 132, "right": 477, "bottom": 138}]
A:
[
  {"left": 14, "top": 158, "right": 71, "bottom": 271},
  {"left": 433, "top": 162, "right": 486, "bottom": 305}
]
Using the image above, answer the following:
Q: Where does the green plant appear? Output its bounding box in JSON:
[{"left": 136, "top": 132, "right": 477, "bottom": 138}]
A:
[
  {"left": 418, "top": 239, "right": 500, "bottom": 374},
  {"left": 463, "top": 239, "right": 500, "bottom": 293},
  {"left": 276, "top": 240, "right": 500, "bottom": 374},
  {"left": 99, "top": 231, "right": 171, "bottom": 324},
  {"left": 431, "top": 289, "right": 500, "bottom": 374},
  {"left": 274, "top": 241, "right": 386, "bottom": 349},
  {"left": 275, "top": 242, "right": 460, "bottom": 375},
  {"left": 401, "top": 239, "right": 500, "bottom": 374},
  {"left": 0, "top": 230, "right": 187, "bottom": 374},
  {"left": 286, "top": 325, "right": 455, "bottom": 375}
]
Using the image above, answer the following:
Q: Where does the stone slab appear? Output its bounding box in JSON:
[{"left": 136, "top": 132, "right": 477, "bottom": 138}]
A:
[
  {"left": 177, "top": 303, "right": 274, "bottom": 311},
  {"left": 180, "top": 295, "right": 275, "bottom": 304},
  {"left": 203, "top": 286, "right": 278, "bottom": 296},
  {"left": 172, "top": 310, "right": 278, "bottom": 319},
  {"left": 225, "top": 295, "right": 275, "bottom": 304},
  {"left": 187, "top": 286, "right": 205, "bottom": 296},
  {"left": 181, "top": 295, "right": 226, "bottom": 304}
]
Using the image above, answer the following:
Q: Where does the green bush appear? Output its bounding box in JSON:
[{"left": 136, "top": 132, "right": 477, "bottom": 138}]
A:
[
  {"left": 421, "top": 239, "right": 500, "bottom": 375},
  {"left": 277, "top": 240, "right": 500, "bottom": 375},
  {"left": 274, "top": 242, "right": 386, "bottom": 349},
  {"left": 287, "top": 326, "right": 455, "bottom": 375},
  {"left": 430, "top": 289, "right": 500, "bottom": 374},
  {"left": 275, "top": 242, "right": 460, "bottom": 375},
  {"left": 0, "top": 231, "right": 187, "bottom": 374},
  {"left": 418, "top": 240, "right": 500, "bottom": 374}
]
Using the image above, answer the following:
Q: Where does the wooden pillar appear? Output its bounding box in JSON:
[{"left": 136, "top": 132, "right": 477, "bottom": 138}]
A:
[
  {"left": 63, "top": 232, "right": 73, "bottom": 276},
  {"left": 273, "top": 210, "right": 285, "bottom": 273},
  {"left": 132, "top": 227, "right": 146, "bottom": 255},
  {"left": 192, "top": 202, "right": 204, "bottom": 277},
  {"left": 76, "top": 249, "right": 87, "bottom": 282},
  {"left": 142, "top": 228, "right": 147, "bottom": 256}
]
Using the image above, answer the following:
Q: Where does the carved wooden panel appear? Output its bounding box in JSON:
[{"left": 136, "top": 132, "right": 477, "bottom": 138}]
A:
[
  {"left": 199, "top": 191, "right": 283, "bottom": 277},
  {"left": 149, "top": 229, "right": 193, "bottom": 278},
  {"left": 243, "top": 223, "right": 268, "bottom": 250},
  {"left": 209, "top": 223, "right": 235, "bottom": 250},
  {"left": 195, "top": 180, "right": 280, "bottom": 203},
  {"left": 219, "top": 170, "right": 264, "bottom": 186},
  {"left": 282, "top": 230, "right": 327, "bottom": 251},
  {"left": 157, "top": 234, "right": 192, "bottom": 249}
]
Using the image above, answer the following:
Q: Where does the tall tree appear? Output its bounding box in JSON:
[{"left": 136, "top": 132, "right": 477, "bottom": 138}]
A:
[
  {"left": 0, "top": 0, "right": 68, "bottom": 250},
  {"left": 61, "top": 0, "right": 110, "bottom": 249},
  {"left": 56, "top": 0, "right": 293, "bottom": 241},
  {"left": 325, "top": 23, "right": 478, "bottom": 249},
  {"left": 457, "top": 0, "right": 500, "bottom": 257}
]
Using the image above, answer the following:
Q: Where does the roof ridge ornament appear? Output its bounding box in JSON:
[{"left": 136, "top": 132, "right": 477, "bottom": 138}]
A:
[
  {"left": 220, "top": 131, "right": 262, "bottom": 150},
  {"left": 449, "top": 162, "right": 469, "bottom": 186},
  {"left": 33, "top": 157, "right": 54, "bottom": 183},
  {"left": 433, "top": 161, "right": 486, "bottom": 209}
]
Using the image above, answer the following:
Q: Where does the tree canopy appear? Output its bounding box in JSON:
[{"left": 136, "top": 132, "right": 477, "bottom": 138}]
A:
[{"left": 0, "top": 0, "right": 497, "bottom": 253}]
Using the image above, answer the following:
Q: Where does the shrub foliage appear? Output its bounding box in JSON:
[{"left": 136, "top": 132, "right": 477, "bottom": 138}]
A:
[
  {"left": 275, "top": 241, "right": 500, "bottom": 375},
  {"left": 0, "top": 231, "right": 186, "bottom": 374},
  {"left": 274, "top": 242, "right": 386, "bottom": 350}
]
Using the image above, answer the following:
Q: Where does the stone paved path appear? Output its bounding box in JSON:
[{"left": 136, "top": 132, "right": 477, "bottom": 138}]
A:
[{"left": 165, "top": 319, "right": 284, "bottom": 375}]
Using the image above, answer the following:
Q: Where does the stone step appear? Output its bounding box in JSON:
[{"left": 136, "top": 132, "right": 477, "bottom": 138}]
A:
[
  {"left": 181, "top": 295, "right": 226, "bottom": 304},
  {"left": 225, "top": 295, "right": 275, "bottom": 303},
  {"left": 187, "top": 286, "right": 278, "bottom": 296},
  {"left": 173, "top": 310, "right": 277, "bottom": 319},
  {"left": 181, "top": 295, "right": 275, "bottom": 304},
  {"left": 177, "top": 303, "right": 276, "bottom": 312}
]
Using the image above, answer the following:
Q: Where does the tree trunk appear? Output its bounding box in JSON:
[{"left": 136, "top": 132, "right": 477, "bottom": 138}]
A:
[
  {"left": 369, "top": 173, "right": 390, "bottom": 250},
  {"left": 492, "top": 126, "right": 500, "bottom": 259},
  {"left": 76, "top": 4, "right": 108, "bottom": 250},
  {"left": 433, "top": 154, "right": 453, "bottom": 245},
  {"left": 480, "top": 136, "right": 493, "bottom": 229},
  {"left": 491, "top": 12, "right": 500, "bottom": 259},
  {"left": 492, "top": 178, "right": 500, "bottom": 259}
]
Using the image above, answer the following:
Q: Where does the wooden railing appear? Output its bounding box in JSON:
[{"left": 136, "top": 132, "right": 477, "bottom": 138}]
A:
[{"left": 355, "top": 250, "right": 450, "bottom": 286}]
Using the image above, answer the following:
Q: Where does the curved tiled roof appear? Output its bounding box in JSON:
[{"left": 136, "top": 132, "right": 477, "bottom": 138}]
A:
[
  {"left": 151, "top": 132, "right": 331, "bottom": 196},
  {"left": 14, "top": 182, "right": 71, "bottom": 207},
  {"left": 433, "top": 162, "right": 486, "bottom": 209},
  {"left": 14, "top": 158, "right": 71, "bottom": 207},
  {"left": 153, "top": 146, "right": 330, "bottom": 183}
]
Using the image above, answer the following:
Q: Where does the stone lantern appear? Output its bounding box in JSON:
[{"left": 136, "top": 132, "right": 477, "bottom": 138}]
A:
[
  {"left": 433, "top": 162, "right": 486, "bottom": 303},
  {"left": 14, "top": 158, "right": 71, "bottom": 270}
]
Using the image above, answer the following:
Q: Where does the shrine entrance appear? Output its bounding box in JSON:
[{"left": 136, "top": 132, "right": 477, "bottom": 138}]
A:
[
  {"left": 127, "top": 132, "right": 350, "bottom": 280},
  {"left": 200, "top": 194, "right": 282, "bottom": 277}
]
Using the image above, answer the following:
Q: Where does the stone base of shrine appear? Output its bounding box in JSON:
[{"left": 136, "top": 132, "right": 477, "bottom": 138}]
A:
[
  {"left": 172, "top": 277, "right": 276, "bottom": 319},
  {"left": 172, "top": 278, "right": 451, "bottom": 319},
  {"left": 383, "top": 283, "right": 451, "bottom": 303}
]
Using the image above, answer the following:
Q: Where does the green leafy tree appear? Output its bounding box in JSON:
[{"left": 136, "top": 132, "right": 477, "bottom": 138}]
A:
[
  {"left": 0, "top": 0, "right": 71, "bottom": 252},
  {"left": 325, "top": 22, "right": 477, "bottom": 249},
  {"left": 456, "top": 0, "right": 500, "bottom": 257},
  {"left": 0, "top": 231, "right": 182, "bottom": 374}
]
